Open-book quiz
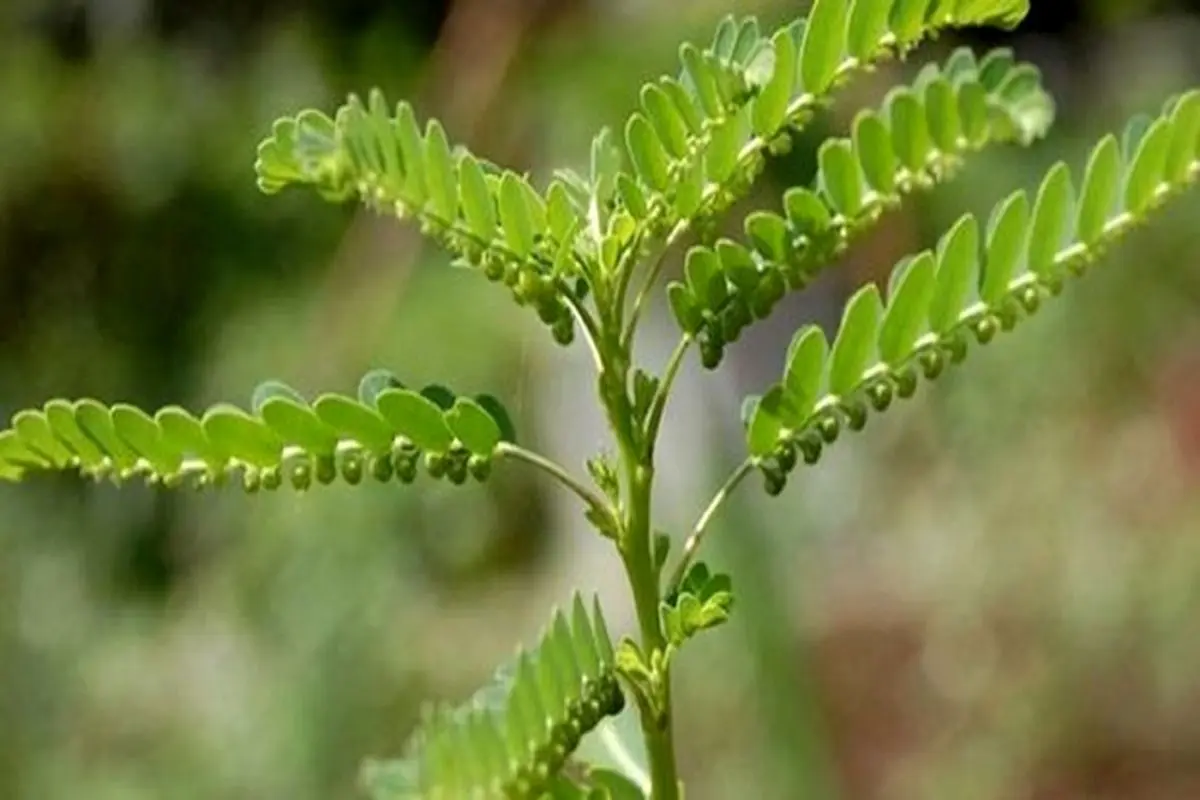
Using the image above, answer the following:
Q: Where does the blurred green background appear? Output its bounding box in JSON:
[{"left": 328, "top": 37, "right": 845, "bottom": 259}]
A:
[{"left": 2, "top": 0, "right": 1200, "bottom": 798}]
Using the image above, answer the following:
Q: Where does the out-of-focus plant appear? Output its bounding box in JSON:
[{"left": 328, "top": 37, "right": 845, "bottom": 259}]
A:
[{"left": 2, "top": 1, "right": 1198, "bottom": 797}]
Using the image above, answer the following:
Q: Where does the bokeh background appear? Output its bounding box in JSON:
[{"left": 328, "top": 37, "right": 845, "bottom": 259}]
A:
[{"left": 2, "top": 0, "right": 1200, "bottom": 798}]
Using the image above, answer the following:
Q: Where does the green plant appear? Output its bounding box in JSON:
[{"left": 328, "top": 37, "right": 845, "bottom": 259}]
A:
[{"left": 2, "top": 0, "right": 1197, "bottom": 796}]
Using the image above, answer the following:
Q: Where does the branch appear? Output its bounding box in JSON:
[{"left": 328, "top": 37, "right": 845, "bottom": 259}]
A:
[{"left": 666, "top": 458, "right": 755, "bottom": 594}]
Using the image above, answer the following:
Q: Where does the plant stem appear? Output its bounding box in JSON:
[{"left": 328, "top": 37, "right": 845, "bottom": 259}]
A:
[
  {"left": 642, "top": 336, "right": 691, "bottom": 459},
  {"left": 619, "top": 455, "right": 680, "bottom": 800},
  {"left": 666, "top": 458, "right": 755, "bottom": 594},
  {"left": 495, "top": 442, "right": 612, "bottom": 521}
]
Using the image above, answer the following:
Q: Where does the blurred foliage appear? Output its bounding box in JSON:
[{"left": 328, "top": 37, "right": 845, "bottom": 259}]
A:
[{"left": 1, "top": 0, "right": 1200, "bottom": 798}]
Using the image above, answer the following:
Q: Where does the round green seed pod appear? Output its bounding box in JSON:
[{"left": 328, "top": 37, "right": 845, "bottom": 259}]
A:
[
  {"left": 798, "top": 432, "right": 824, "bottom": 465},
  {"left": 315, "top": 453, "right": 338, "bottom": 485},
  {"left": 1019, "top": 286, "right": 1041, "bottom": 314},
  {"left": 260, "top": 466, "right": 282, "bottom": 491},
  {"left": 762, "top": 466, "right": 787, "bottom": 496},
  {"left": 423, "top": 451, "right": 447, "bottom": 479},
  {"left": 370, "top": 454, "right": 394, "bottom": 482},
  {"left": 895, "top": 367, "right": 919, "bottom": 399},
  {"left": 973, "top": 315, "right": 999, "bottom": 344},
  {"left": 468, "top": 455, "right": 492, "bottom": 482},
  {"left": 483, "top": 255, "right": 505, "bottom": 282},
  {"left": 817, "top": 413, "right": 841, "bottom": 444},
  {"left": 699, "top": 341, "right": 724, "bottom": 370},
  {"left": 551, "top": 316, "right": 575, "bottom": 346},
  {"left": 919, "top": 349, "right": 946, "bottom": 380},
  {"left": 946, "top": 333, "right": 969, "bottom": 364},
  {"left": 775, "top": 442, "right": 797, "bottom": 473},
  {"left": 289, "top": 459, "right": 313, "bottom": 491},
  {"left": 536, "top": 298, "right": 560, "bottom": 325},
  {"left": 340, "top": 450, "right": 365, "bottom": 485},
  {"left": 843, "top": 400, "right": 869, "bottom": 432},
  {"left": 867, "top": 381, "right": 894, "bottom": 412},
  {"left": 503, "top": 262, "right": 521, "bottom": 288},
  {"left": 242, "top": 467, "right": 262, "bottom": 493},
  {"left": 445, "top": 457, "right": 468, "bottom": 486}
]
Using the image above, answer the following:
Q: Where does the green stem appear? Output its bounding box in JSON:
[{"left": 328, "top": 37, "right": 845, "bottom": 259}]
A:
[
  {"left": 666, "top": 458, "right": 755, "bottom": 594},
  {"left": 642, "top": 336, "right": 691, "bottom": 460},
  {"left": 495, "top": 442, "right": 613, "bottom": 522},
  {"left": 619, "top": 454, "right": 680, "bottom": 800}
]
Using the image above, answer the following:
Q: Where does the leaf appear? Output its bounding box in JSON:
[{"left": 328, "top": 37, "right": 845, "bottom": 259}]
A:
[
  {"left": 783, "top": 325, "right": 829, "bottom": 420},
  {"left": 889, "top": 88, "right": 932, "bottom": 171},
  {"left": 1124, "top": 116, "right": 1172, "bottom": 214},
  {"left": 680, "top": 42, "right": 723, "bottom": 118},
  {"left": 258, "top": 397, "right": 339, "bottom": 456},
  {"left": 929, "top": 215, "right": 980, "bottom": 333},
  {"left": 474, "top": 394, "right": 518, "bottom": 444},
  {"left": 313, "top": 395, "right": 395, "bottom": 453},
  {"left": 111, "top": 404, "right": 182, "bottom": 474},
  {"left": 684, "top": 247, "right": 728, "bottom": 309},
  {"left": 818, "top": 139, "right": 865, "bottom": 217},
  {"left": 752, "top": 29, "right": 796, "bottom": 136},
  {"left": 879, "top": 251, "right": 935, "bottom": 364},
  {"left": 744, "top": 212, "right": 790, "bottom": 262},
  {"left": 924, "top": 77, "right": 961, "bottom": 152},
  {"left": 828, "top": 284, "right": 883, "bottom": 397},
  {"left": 75, "top": 399, "right": 139, "bottom": 471},
  {"left": 783, "top": 187, "right": 834, "bottom": 236},
  {"left": 853, "top": 110, "right": 897, "bottom": 196},
  {"left": 375, "top": 389, "right": 454, "bottom": 452},
  {"left": 640, "top": 83, "right": 689, "bottom": 159},
  {"left": 202, "top": 405, "right": 284, "bottom": 469},
  {"left": 705, "top": 113, "right": 742, "bottom": 184},
  {"left": 889, "top": 0, "right": 933, "bottom": 45},
  {"left": 458, "top": 152, "right": 497, "bottom": 238},
  {"left": 423, "top": 120, "right": 459, "bottom": 223},
  {"left": 394, "top": 103, "right": 427, "bottom": 204},
  {"left": 667, "top": 283, "right": 703, "bottom": 335},
  {"left": 801, "top": 0, "right": 848, "bottom": 95},
  {"left": 980, "top": 190, "right": 1029, "bottom": 305},
  {"left": 848, "top": 0, "right": 891, "bottom": 61},
  {"left": 1076, "top": 134, "right": 1121, "bottom": 244},
  {"left": 43, "top": 399, "right": 105, "bottom": 468},
  {"left": 12, "top": 409, "right": 73, "bottom": 467},
  {"left": 446, "top": 397, "right": 502, "bottom": 456},
  {"left": 1164, "top": 91, "right": 1200, "bottom": 182},
  {"left": 499, "top": 172, "right": 538, "bottom": 256},
  {"left": 625, "top": 114, "right": 671, "bottom": 193},
  {"left": 746, "top": 386, "right": 787, "bottom": 457},
  {"left": 1027, "top": 161, "right": 1074, "bottom": 277},
  {"left": 156, "top": 406, "right": 227, "bottom": 469}
]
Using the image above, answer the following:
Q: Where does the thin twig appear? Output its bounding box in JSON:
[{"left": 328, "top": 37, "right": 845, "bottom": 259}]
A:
[
  {"left": 666, "top": 459, "right": 755, "bottom": 593},
  {"left": 642, "top": 334, "right": 692, "bottom": 458},
  {"left": 621, "top": 220, "right": 689, "bottom": 348},
  {"left": 495, "top": 441, "right": 611, "bottom": 517}
]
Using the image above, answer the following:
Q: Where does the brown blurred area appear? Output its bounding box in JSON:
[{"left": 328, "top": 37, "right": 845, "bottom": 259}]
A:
[{"left": 1, "top": 1, "right": 1200, "bottom": 798}]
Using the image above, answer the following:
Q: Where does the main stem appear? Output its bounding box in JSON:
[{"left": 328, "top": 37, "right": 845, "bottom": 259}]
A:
[
  {"left": 600, "top": 346, "right": 680, "bottom": 799},
  {"left": 620, "top": 447, "right": 680, "bottom": 800}
]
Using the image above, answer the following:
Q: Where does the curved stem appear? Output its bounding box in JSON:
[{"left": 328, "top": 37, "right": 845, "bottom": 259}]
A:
[
  {"left": 642, "top": 336, "right": 692, "bottom": 459},
  {"left": 495, "top": 442, "right": 610, "bottom": 518},
  {"left": 666, "top": 458, "right": 755, "bottom": 594},
  {"left": 621, "top": 220, "right": 688, "bottom": 349},
  {"left": 561, "top": 289, "right": 605, "bottom": 372}
]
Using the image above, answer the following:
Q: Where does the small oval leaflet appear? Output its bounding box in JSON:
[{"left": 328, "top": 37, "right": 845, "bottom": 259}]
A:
[{"left": 375, "top": 389, "right": 455, "bottom": 453}]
